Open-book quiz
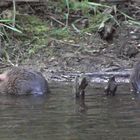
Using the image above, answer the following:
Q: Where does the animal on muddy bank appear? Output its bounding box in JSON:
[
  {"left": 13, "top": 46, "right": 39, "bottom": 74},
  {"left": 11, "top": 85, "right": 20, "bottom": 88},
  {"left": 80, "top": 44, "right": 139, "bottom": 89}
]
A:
[
  {"left": 0, "top": 67, "right": 49, "bottom": 95},
  {"left": 104, "top": 76, "right": 117, "bottom": 96},
  {"left": 130, "top": 61, "right": 140, "bottom": 94}
]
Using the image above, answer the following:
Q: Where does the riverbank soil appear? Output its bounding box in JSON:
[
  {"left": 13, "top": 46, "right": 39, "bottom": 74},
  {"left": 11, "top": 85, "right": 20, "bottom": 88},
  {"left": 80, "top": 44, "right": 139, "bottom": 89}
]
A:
[{"left": 0, "top": 1, "right": 140, "bottom": 81}]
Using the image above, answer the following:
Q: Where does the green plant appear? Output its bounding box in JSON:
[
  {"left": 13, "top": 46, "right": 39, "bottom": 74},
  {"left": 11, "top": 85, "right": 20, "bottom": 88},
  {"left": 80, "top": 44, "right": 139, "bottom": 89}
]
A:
[
  {"left": 0, "top": 0, "right": 22, "bottom": 42},
  {"left": 49, "top": 27, "right": 70, "bottom": 39}
]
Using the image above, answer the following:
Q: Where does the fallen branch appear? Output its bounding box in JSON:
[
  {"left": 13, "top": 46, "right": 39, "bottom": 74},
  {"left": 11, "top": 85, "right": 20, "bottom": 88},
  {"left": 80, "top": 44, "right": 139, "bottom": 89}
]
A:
[
  {"left": 51, "top": 37, "right": 80, "bottom": 47},
  {"left": 48, "top": 15, "right": 65, "bottom": 27}
]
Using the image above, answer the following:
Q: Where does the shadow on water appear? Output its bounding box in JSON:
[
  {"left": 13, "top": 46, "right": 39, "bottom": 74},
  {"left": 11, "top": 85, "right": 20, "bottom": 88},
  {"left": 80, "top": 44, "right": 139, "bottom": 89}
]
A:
[{"left": 0, "top": 82, "right": 140, "bottom": 140}]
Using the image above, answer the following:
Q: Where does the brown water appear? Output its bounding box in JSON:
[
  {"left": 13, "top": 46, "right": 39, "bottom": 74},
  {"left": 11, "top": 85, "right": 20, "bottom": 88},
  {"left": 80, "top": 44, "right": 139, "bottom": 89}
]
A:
[{"left": 0, "top": 83, "right": 140, "bottom": 140}]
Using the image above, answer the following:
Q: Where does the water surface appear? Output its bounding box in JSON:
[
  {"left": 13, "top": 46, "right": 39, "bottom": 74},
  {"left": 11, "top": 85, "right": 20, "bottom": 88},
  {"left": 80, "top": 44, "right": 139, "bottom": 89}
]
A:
[{"left": 0, "top": 83, "right": 140, "bottom": 140}]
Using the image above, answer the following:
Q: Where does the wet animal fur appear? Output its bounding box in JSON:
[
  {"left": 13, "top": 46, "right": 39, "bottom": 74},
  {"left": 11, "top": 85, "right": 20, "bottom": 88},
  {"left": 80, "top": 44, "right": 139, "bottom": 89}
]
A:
[
  {"left": 130, "top": 61, "right": 140, "bottom": 93},
  {"left": 0, "top": 67, "right": 49, "bottom": 95},
  {"left": 74, "top": 76, "right": 88, "bottom": 98},
  {"left": 105, "top": 76, "right": 117, "bottom": 96}
]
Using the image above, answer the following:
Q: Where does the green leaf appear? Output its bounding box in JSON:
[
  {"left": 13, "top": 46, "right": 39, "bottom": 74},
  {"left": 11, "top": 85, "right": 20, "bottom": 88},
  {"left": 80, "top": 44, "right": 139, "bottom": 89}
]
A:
[
  {"left": 0, "top": 19, "right": 13, "bottom": 23},
  {"left": 3, "top": 24, "right": 22, "bottom": 33}
]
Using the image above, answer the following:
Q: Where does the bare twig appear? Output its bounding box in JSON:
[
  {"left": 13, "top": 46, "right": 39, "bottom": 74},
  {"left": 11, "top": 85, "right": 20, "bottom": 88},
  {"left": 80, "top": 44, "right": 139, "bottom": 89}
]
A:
[
  {"left": 5, "top": 51, "right": 17, "bottom": 66},
  {"left": 130, "top": 4, "right": 140, "bottom": 10},
  {"left": 50, "top": 37, "right": 80, "bottom": 47},
  {"left": 12, "top": 0, "right": 16, "bottom": 27},
  {"left": 48, "top": 15, "right": 65, "bottom": 27},
  {"left": 65, "top": 0, "right": 70, "bottom": 27}
]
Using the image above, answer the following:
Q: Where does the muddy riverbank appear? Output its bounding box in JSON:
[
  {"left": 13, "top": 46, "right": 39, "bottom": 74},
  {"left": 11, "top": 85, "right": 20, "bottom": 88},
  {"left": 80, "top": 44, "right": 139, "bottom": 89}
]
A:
[{"left": 0, "top": 1, "right": 140, "bottom": 83}]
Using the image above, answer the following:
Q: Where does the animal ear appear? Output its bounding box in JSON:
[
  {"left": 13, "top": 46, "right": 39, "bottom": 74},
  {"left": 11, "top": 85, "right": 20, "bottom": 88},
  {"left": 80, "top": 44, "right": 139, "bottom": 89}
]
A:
[{"left": 0, "top": 74, "right": 7, "bottom": 81}]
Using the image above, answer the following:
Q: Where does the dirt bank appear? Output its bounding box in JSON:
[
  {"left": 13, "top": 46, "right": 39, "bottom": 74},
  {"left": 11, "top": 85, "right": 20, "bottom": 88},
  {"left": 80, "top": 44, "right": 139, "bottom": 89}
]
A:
[{"left": 0, "top": 1, "right": 140, "bottom": 82}]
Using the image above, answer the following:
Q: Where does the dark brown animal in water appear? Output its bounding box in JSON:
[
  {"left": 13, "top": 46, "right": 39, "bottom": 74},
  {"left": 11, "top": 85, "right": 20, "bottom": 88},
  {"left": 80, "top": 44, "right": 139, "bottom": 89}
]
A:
[
  {"left": 130, "top": 61, "right": 140, "bottom": 94},
  {"left": 0, "top": 67, "right": 49, "bottom": 95},
  {"left": 105, "top": 76, "right": 117, "bottom": 96},
  {"left": 74, "top": 75, "right": 88, "bottom": 98}
]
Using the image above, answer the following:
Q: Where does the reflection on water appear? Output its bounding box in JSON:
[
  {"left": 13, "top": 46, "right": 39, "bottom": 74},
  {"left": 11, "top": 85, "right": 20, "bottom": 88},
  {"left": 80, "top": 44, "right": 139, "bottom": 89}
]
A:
[{"left": 0, "top": 83, "right": 140, "bottom": 140}]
